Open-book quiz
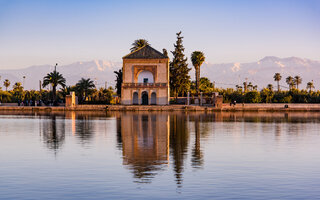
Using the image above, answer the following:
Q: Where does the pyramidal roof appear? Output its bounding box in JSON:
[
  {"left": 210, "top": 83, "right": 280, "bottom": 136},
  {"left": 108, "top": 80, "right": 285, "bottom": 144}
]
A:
[{"left": 123, "top": 45, "right": 168, "bottom": 59}]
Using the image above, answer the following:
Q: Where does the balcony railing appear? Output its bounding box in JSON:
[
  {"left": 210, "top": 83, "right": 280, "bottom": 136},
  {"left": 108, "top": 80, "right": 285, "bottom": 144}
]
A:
[{"left": 122, "top": 83, "right": 168, "bottom": 88}]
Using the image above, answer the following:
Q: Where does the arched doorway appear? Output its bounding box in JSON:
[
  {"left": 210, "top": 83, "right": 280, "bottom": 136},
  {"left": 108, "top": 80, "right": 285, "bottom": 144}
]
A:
[
  {"left": 151, "top": 92, "right": 156, "bottom": 105},
  {"left": 133, "top": 92, "right": 138, "bottom": 105},
  {"left": 141, "top": 91, "right": 148, "bottom": 105}
]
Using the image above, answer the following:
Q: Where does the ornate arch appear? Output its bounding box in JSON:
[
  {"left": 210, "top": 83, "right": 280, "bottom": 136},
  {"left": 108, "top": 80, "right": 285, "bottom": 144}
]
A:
[{"left": 133, "top": 65, "right": 157, "bottom": 83}]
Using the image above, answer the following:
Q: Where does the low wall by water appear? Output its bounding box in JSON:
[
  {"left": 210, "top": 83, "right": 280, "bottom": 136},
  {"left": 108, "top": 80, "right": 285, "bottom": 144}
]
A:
[
  {"left": 222, "top": 103, "right": 320, "bottom": 111},
  {"left": 0, "top": 103, "right": 319, "bottom": 112}
]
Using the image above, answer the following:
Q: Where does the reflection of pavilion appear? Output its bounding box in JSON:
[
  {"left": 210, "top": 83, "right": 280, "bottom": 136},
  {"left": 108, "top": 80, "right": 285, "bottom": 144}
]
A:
[{"left": 119, "top": 113, "right": 170, "bottom": 183}]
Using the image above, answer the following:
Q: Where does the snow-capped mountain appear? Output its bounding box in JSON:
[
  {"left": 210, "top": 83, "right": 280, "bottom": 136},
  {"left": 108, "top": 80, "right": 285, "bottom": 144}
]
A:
[
  {"left": 0, "top": 56, "right": 319, "bottom": 90},
  {"left": 0, "top": 60, "right": 121, "bottom": 90},
  {"left": 196, "top": 56, "right": 320, "bottom": 90}
]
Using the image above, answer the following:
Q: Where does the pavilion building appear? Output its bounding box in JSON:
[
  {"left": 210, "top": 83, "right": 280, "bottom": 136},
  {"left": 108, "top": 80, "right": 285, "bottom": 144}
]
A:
[{"left": 121, "top": 45, "right": 169, "bottom": 105}]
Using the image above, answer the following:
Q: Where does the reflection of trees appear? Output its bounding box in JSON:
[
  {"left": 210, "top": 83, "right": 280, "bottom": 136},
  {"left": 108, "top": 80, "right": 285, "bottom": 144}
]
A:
[
  {"left": 42, "top": 115, "right": 65, "bottom": 153},
  {"left": 116, "top": 116, "right": 122, "bottom": 150},
  {"left": 191, "top": 115, "right": 204, "bottom": 169},
  {"left": 75, "top": 115, "right": 94, "bottom": 144},
  {"left": 119, "top": 113, "right": 169, "bottom": 184},
  {"left": 275, "top": 123, "right": 282, "bottom": 138},
  {"left": 170, "top": 114, "right": 189, "bottom": 187}
]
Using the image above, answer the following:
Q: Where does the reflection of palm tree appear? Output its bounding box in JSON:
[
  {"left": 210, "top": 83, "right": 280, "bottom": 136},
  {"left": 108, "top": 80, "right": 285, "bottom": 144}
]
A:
[
  {"left": 75, "top": 115, "right": 94, "bottom": 144},
  {"left": 116, "top": 116, "right": 122, "bottom": 150},
  {"left": 191, "top": 115, "right": 204, "bottom": 168},
  {"left": 42, "top": 115, "right": 65, "bottom": 154},
  {"left": 170, "top": 114, "right": 189, "bottom": 187}
]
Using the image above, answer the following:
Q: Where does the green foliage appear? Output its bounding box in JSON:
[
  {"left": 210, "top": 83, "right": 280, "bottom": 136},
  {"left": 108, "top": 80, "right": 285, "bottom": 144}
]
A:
[
  {"left": 260, "top": 88, "right": 274, "bottom": 103},
  {"left": 170, "top": 31, "right": 191, "bottom": 98},
  {"left": 244, "top": 91, "right": 261, "bottom": 103},
  {"left": 190, "top": 77, "right": 214, "bottom": 94},
  {"left": 12, "top": 82, "right": 24, "bottom": 102},
  {"left": 0, "top": 79, "right": 116, "bottom": 105},
  {"left": 75, "top": 78, "right": 96, "bottom": 103},
  {"left": 0, "top": 90, "right": 12, "bottom": 103}
]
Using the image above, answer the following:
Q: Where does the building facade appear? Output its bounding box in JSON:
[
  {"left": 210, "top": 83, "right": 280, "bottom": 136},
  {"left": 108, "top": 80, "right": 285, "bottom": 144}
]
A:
[{"left": 121, "top": 45, "right": 169, "bottom": 105}]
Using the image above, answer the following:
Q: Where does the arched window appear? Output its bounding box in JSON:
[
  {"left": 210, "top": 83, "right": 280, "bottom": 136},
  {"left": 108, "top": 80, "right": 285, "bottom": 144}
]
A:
[
  {"left": 151, "top": 92, "right": 156, "bottom": 105},
  {"left": 138, "top": 71, "right": 154, "bottom": 83},
  {"left": 133, "top": 92, "right": 139, "bottom": 105}
]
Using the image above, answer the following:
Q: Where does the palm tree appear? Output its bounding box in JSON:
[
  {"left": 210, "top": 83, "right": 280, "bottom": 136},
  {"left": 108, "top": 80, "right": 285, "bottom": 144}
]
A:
[
  {"left": 42, "top": 64, "right": 66, "bottom": 104},
  {"left": 294, "top": 76, "right": 302, "bottom": 90},
  {"left": 307, "top": 81, "right": 315, "bottom": 92},
  {"left": 247, "top": 82, "right": 253, "bottom": 91},
  {"left": 3, "top": 79, "right": 10, "bottom": 91},
  {"left": 235, "top": 85, "right": 242, "bottom": 92},
  {"left": 12, "top": 82, "right": 24, "bottom": 102},
  {"left": 76, "top": 78, "right": 95, "bottom": 102},
  {"left": 286, "top": 76, "right": 294, "bottom": 90},
  {"left": 273, "top": 73, "right": 282, "bottom": 91},
  {"left": 191, "top": 51, "right": 205, "bottom": 94},
  {"left": 130, "top": 39, "right": 150, "bottom": 52},
  {"left": 267, "top": 84, "right": 273, "bottom": 91}
]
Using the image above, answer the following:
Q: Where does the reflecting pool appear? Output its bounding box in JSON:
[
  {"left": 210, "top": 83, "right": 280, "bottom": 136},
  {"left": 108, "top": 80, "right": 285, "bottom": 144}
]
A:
[{"left": 0, "top": 111, "right": 320, "bottom": 199}]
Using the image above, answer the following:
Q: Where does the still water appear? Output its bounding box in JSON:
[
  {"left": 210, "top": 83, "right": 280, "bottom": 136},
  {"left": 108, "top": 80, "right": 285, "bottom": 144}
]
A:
[{"left": 0, "top": 111, "right": 320, "bottom": 200}]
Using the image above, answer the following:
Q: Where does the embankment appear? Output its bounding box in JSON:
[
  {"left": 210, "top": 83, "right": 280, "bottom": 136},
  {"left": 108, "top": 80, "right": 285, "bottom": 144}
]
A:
[{"left": 0, "top": 103, "right": 319, "bottom": 112}]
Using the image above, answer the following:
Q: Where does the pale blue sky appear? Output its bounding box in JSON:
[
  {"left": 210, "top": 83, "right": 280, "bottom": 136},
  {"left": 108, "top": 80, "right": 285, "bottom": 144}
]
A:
[{"left": 0, "top": 0, "right": 319, "bottom": 69}]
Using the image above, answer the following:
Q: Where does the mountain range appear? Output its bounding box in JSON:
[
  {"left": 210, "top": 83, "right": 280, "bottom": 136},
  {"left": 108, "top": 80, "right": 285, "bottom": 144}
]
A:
[{"left": 0, "top": 56, "right": 319, "bottom": 90}]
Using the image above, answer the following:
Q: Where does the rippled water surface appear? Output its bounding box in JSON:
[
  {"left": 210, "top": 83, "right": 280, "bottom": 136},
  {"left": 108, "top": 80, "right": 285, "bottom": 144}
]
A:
[{"left": 0, "top": 111, "right": 320, "bottom": 200}]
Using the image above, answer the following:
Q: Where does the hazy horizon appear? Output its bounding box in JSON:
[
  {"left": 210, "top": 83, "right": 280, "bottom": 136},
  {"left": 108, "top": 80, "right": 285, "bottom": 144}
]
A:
[{"left": 0, "top": 0, "right": 319, "bottom": 69}]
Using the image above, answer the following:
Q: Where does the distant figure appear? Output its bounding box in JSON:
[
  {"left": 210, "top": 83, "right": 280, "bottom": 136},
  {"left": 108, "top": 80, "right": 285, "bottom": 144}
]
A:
[{"left": 230, "top": 100, "right": 237, "bottom": 107}]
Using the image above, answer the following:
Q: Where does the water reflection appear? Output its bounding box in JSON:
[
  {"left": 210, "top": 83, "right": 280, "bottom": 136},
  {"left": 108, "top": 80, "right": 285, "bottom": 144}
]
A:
[
  {"left": 41, "top": 115, "right": 65, "bottom": 153},
  {"left": 169, "top": 113, "right": 189, "bottom": 187},
  {"left": 1, "top": 110, "right": 319, "bottom": 189},
  {"left": 191, "top": 115, "right": 204, "bottom": 169},
  {"left": 118, "top": 113, "right": 170, "bottom": 183}
]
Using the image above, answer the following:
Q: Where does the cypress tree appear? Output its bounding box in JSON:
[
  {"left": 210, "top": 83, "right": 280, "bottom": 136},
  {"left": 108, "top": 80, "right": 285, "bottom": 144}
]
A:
[
  {"left": 170, "top": 31, "right": 191, "bottom": 99},
  {"left": 114, "top": 69, "right": 122, "bottom": 97}
]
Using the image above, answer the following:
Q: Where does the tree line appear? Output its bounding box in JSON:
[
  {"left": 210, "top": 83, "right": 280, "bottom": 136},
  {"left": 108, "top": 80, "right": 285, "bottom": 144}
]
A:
[{"left": 0, "top": 66, "right": 115, "bottom": 105}]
